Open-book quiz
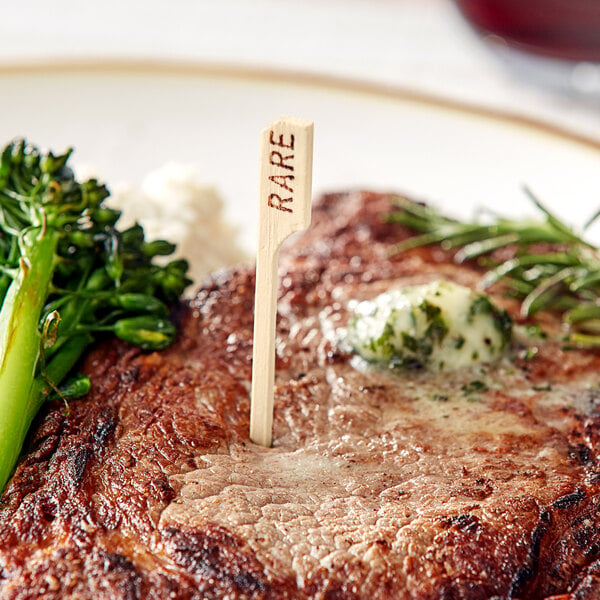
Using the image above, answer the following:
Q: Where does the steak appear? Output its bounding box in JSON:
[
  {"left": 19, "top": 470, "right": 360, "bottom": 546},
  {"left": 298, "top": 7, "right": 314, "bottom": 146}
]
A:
[{"left": 2, "top": 191, "right": 600, "bottom": 599}]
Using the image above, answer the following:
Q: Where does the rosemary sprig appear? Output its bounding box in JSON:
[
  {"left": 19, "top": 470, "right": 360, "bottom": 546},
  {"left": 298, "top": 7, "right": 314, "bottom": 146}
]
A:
[{"left": 387, "top": 190, "right": 600, "bottom": 346}]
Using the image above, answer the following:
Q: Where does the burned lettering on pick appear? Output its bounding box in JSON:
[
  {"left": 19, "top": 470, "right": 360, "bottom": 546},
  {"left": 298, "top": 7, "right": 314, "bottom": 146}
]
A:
[
  {"left": 268, "top": 174, "right": 294, "bottom": 192},
  {"left": 268, "top": 193, "right": 293, "bottom": 213},
  {"left": 267, "top": 130, "right": 296, "bottom": 213},
  {"left": 270, "top": 131, "right": 294, "bottom": 149}
]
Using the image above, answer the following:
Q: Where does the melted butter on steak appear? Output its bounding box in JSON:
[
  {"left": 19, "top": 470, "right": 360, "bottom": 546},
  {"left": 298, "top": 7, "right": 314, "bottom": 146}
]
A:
[
  {"left": 163, "top": 349, "right": 586, "bottom": 597},
  {"left": 3, "top": 191, "right": 600, "bottom": 599}
]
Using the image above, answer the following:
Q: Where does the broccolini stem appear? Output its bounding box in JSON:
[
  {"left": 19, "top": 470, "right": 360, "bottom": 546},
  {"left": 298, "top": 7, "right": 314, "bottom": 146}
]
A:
[
  {"left": 28, "top": 333, "right": 93, "bottom": 421},
  {"left": 0, "top": 228, "right": 58, "bottom": 491}
]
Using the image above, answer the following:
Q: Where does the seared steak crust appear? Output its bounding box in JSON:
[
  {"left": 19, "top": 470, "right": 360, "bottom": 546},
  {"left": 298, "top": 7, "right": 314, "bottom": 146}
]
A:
[{"left": 2, "top": 191, "right": 600, "bottom": 599}]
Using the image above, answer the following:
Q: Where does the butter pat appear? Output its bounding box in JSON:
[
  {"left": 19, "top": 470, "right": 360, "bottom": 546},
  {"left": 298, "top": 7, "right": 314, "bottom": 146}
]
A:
[{"left": 348, "top": 280, "right": 512, "bottom": 371}]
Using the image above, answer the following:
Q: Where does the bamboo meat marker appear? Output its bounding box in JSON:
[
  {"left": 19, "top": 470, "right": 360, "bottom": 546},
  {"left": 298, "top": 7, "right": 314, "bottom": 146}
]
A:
[{"left": 250, "top": 117, "right": 314, "bottom": 447}]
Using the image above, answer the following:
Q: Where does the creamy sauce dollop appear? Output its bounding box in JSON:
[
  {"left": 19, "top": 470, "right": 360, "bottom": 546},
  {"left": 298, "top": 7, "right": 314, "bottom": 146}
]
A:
[{"left": 348, "top": 280, "right": 512, "bottom": 371}]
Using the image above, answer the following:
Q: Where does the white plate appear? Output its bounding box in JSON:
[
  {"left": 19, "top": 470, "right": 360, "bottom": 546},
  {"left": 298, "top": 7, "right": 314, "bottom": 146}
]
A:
[{"left": 0, "top": 60, "right": 599, "bottom": 251}]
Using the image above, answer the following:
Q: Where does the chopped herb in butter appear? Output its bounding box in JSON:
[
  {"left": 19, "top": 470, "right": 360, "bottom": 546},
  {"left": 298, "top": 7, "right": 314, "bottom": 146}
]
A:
[{"left": 348, "top": 280, "right": 512, "bottom": 371}]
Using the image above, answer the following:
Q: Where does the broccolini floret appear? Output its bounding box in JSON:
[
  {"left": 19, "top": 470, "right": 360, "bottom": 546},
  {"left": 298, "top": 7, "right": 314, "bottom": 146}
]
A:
[{"left": 0, "top": 140, "right": 191, "bottom": 492}]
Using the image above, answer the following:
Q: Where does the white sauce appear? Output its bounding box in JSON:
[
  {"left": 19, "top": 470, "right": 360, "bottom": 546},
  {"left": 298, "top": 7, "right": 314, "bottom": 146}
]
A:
[{"left": 347, "top": 280, "right": 512, "bottom": 371}]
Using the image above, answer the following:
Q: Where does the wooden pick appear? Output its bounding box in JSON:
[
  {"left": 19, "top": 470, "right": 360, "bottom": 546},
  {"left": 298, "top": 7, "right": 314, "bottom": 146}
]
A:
[{"left": 250, "top": 116, "right": 314, "bottom": 447}]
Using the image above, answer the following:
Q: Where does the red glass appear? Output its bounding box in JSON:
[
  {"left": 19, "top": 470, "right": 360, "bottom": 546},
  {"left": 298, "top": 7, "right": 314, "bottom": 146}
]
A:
[{"left": 453, "top": 0, "right": 600, "bottom": 62}]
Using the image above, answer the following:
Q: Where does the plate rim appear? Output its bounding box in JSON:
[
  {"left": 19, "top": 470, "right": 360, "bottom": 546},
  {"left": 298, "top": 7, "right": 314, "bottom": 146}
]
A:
[{"left": 1, "top": 57, "right": 599, "bottom": 155}]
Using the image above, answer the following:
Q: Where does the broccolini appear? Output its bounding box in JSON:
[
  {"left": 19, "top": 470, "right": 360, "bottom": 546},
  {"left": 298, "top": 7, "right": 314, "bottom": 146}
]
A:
[{"left": 0, "top": 140, "right": 191, "bottom": 492}]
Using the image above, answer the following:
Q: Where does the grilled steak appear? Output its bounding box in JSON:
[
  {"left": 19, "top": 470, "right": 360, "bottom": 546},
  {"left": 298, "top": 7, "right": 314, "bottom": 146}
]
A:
[{"left": 2, "top": 191, "right": 600, "bottom": 599}]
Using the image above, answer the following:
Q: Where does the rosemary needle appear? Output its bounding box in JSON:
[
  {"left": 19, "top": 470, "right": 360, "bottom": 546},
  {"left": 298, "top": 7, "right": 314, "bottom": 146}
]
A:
[{"left": 387, "top": 191, "right": 600, "bottom": 346}]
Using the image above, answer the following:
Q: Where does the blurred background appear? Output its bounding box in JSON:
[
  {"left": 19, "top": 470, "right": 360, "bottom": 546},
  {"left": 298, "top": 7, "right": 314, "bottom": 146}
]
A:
[{"left": 1, "top": 0, "right": 599, "bottom": 140}]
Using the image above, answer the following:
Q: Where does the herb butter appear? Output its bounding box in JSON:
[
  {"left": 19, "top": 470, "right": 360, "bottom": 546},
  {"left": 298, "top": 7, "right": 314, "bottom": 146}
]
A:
[{"left": 348, "top": 280, "right": 512, "bottom": 370}]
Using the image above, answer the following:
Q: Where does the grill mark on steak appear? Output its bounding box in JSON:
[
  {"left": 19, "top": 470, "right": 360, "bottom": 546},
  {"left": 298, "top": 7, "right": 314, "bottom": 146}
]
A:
[
  {"left": 519, "top": 492, "right": 600, "bottom": 597},
  {"left": 553, "top": 489, "right": 587, "bottom": 510},
  {"left": 509, "top": 508, "right": 552, "bottom": 597},
  {"left": 162, "top": 525, "right": 296, "bottom": 599},
  {"left": 2, "top": 191, "right": 600, "bottom": 598},
  {"left": 66, "top": 446, "right": 91, "bottom": 488}
]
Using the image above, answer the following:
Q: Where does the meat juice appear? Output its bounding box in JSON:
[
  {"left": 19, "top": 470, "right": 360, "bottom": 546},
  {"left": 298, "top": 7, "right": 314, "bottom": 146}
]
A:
[{"left": 453, "top": 0, "right": 600, "bottom": 62}]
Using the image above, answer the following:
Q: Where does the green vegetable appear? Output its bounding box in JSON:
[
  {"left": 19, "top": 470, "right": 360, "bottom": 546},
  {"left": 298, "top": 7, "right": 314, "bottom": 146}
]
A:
[
  {"left": 0, "top": 140, "right": 191, "bottom": 492},
  {"left": 388, "top": 191, "right": 600, "bottom": 345}
]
